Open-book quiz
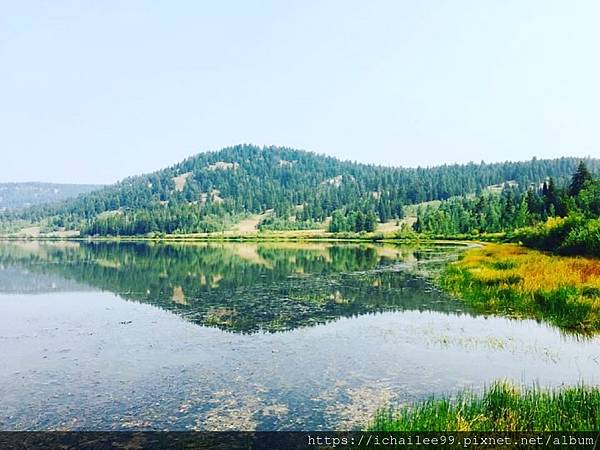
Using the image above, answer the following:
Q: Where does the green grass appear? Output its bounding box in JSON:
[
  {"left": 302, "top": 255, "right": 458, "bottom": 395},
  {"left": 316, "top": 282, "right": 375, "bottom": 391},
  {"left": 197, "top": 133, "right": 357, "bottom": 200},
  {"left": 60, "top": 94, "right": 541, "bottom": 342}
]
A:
[{"left": 370, "top": 382, "right": 600, "bottom": 431}]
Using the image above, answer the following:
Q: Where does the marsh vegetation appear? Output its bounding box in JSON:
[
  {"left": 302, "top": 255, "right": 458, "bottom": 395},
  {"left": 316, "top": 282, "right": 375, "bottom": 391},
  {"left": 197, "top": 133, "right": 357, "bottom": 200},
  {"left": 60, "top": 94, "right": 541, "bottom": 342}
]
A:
[
  {"left": 371, "top": 382, "right": 600, "bottom": 431},
  {"left": 441, "top": 243, "right": 600, "bottom": 334}
]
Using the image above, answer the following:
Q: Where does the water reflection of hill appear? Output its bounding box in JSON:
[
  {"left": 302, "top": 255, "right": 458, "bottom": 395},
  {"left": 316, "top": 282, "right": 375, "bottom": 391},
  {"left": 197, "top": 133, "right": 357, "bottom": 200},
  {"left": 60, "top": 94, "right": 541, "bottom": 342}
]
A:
[{"left": 0, "top": 241, "right": 469, "bottom": 333}]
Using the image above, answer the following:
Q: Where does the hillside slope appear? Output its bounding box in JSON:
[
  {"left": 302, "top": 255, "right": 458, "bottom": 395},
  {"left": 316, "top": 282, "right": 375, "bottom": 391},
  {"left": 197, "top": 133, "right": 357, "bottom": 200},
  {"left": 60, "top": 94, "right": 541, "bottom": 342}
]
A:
[{"left": 6, "top": 145, "right": 599, "bottom": 236}]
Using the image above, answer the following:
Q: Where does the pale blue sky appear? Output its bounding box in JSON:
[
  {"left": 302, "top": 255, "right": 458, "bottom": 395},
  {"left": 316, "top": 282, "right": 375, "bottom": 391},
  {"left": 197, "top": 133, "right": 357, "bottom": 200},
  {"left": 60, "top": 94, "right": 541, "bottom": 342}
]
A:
[{"left": 1, "top": 1, "right": 599, "bottom": 184}]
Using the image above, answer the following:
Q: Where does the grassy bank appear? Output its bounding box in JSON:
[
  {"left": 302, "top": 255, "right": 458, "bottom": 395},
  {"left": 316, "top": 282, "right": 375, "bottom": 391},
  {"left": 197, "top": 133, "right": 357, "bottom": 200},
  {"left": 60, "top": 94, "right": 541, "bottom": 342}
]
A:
[
  {"left": 370, "top": 382, "right": 600, "bottom": 431},
  {"left": 440, "top": 243, "right": 600, "bottom": 333}
]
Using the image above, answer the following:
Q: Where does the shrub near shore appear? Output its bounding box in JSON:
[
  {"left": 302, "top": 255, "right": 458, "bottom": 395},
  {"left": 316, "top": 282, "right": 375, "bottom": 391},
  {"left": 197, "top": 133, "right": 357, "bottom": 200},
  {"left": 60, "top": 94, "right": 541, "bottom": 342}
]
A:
[
  {"left": 440, "top": 243, "right": 600, "bottom": 333},
  {"left": 513, "top": 215, "right": 600, "bottom": 257}
]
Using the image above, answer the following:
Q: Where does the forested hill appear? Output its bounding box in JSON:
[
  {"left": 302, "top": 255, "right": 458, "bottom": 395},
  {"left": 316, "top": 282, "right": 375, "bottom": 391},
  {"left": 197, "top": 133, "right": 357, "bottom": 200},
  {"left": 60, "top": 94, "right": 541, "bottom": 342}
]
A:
[
  {"left": 0, "top": 182, "right": 101, "bottom": 211},
  {"left": 9, "top": 145, "right": 600, "bottom": 235}
]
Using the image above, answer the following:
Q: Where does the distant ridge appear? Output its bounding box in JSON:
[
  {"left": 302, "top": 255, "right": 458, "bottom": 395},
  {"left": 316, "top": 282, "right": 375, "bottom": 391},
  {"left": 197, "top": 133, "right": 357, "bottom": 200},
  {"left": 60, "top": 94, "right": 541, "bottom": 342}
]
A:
[
  {"left": 0, "top": 182, "right": 101, "bottom": 211},
  {"left": 4, "top": 144, "right": 599, "bottom": 235}
]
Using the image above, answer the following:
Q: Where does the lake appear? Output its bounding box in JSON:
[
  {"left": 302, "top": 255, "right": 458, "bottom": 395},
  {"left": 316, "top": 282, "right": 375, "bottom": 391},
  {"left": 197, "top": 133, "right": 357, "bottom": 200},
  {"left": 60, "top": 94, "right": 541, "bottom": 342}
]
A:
[{"left": 0, "top": 240, "right": 598, "bottom": 431}]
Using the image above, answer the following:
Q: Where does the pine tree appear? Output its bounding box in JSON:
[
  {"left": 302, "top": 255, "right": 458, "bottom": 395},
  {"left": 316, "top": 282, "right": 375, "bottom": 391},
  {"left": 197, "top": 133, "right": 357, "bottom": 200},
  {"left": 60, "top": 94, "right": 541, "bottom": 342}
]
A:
[{"left": 568, "top": 161, "right": 592, "bottom": 197}]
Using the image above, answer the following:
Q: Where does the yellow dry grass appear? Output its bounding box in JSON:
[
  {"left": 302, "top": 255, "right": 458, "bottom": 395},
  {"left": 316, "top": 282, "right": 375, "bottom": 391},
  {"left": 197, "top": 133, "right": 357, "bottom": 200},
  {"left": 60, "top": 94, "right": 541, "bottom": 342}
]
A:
[
  {"left": 446, "top": 243, "right": 600, "bottom": 332},
  {"left": 228, "top": 214, "right": 267, "bottom": 233},
  {"left": 459, "top": 243, "right": 600, "bottom": 294}
]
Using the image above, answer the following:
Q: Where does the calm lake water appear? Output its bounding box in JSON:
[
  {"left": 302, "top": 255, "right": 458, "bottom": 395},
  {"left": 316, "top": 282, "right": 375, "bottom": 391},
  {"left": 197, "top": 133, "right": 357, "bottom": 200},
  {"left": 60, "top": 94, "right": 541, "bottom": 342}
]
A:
[{"left": 0, "top": 241, "right": 598, "bottom": 431}]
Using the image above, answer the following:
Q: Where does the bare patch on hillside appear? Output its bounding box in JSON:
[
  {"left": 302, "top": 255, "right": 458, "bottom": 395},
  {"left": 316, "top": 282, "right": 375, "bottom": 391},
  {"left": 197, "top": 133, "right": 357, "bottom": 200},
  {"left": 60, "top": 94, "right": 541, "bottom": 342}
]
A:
[
  {"left": 485, "top": 180, "right": 518, "bottom": 194},
  {"left": 278, "top": 159, "right": 295, "bottom": 167},
  {"left": 13, "top": 226, "right": 81, "bottom": 238},
  {"left": 376, "top": 217, "right": 416, "bottom": 233},
  {"left": 376, "top": 221, "right": 401, "bottom": 233},
  {"left": 320, "top": 175, "right": 344, "bottom": 187},
  {"left": 229, "top": 213, "right": 271, "bottom": 234},
  {"left": 15, "top": 226, "right": 41, "bottom": 237},
  {"left": 207, "top": 161, "right": 239, "bottom": 171},
  {"left": 200, "top": 190, "right": 224, "bottom": 205},
  {"left": 173, "top": 172, "right": 192, "bottom": 192},
  {"left": 97, "top": 209, "right": 123, "bottom": 218}
]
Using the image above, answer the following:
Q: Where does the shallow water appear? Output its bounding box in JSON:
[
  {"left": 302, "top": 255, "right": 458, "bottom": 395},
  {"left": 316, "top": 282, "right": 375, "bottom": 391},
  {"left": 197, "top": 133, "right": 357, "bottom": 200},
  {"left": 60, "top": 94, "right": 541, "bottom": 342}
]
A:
[{"left": 0, "top": 241, "right": 598, "bottom": 430}]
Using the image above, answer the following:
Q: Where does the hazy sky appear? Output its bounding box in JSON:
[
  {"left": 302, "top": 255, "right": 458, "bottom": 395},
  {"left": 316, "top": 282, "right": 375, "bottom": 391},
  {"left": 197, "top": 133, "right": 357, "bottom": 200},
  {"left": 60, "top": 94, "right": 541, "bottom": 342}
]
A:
[{"left": 2, "top": 1, "right": 599, "bottom": 184}]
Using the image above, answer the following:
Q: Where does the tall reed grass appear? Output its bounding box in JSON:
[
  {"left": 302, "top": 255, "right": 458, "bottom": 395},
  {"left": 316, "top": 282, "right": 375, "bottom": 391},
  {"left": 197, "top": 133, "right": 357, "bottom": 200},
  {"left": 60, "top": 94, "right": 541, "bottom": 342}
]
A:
[{"left": 370, "top": 382, "right": 600, "bottom": 431}]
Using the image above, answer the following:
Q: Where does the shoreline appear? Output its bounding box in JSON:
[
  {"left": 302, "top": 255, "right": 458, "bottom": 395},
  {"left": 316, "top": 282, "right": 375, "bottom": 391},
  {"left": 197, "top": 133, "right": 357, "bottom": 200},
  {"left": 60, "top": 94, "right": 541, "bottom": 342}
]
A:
[
  {"left": 0, "top": 234, "right": 478, "bottom": 247},
  {"left": 0, "top": 229, "right": 480, "bottom": 246}
]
